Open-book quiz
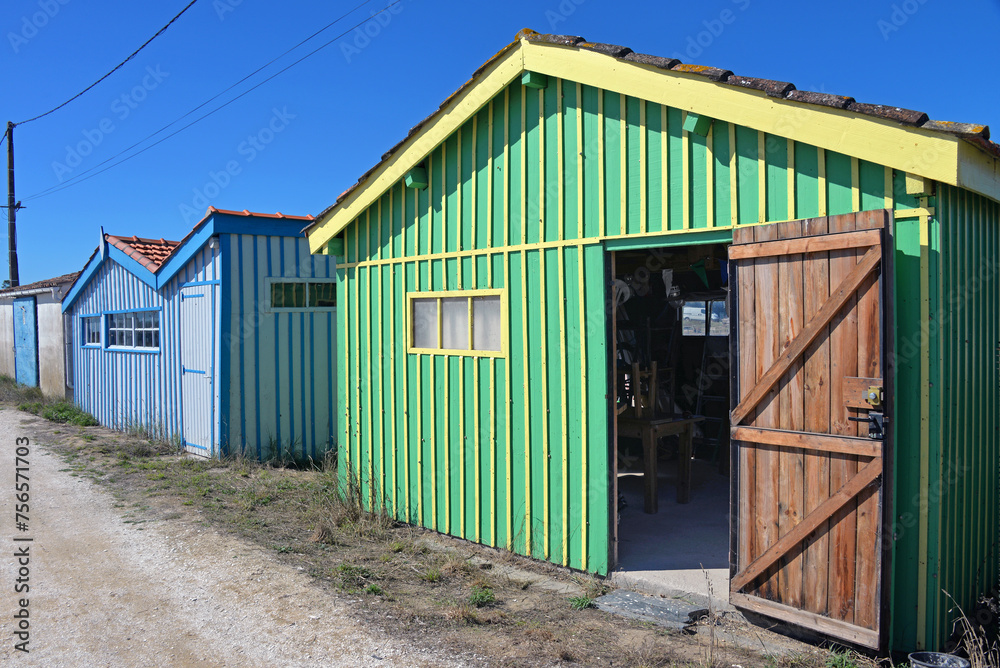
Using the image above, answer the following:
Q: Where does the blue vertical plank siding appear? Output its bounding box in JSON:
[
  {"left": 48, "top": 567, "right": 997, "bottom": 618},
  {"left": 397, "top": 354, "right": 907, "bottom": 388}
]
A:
[
  {"left": 220, "top": 233, "right": 338, "bottom": 462},
  {"left": 71, "top": 259, "right": 172, "bottom": 434},
  {"left": 64, "top": 212, "right": 338, "bottom": 461}
]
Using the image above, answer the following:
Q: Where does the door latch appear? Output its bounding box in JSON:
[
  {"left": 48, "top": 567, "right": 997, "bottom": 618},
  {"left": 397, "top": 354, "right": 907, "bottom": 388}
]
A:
[{"left": 849, "top": 411, "right": 886, "bottom": 440}]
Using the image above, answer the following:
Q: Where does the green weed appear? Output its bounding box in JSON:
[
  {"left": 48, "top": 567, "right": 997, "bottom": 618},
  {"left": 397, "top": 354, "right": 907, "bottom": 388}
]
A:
[{"left": 469, "top": 585, "right": 495, "bottom": 607}]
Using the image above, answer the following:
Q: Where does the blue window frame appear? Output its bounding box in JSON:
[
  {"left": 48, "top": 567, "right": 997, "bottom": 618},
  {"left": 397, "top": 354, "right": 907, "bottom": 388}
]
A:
[{"left": 80, "top": 316, "right": 101, "bottom": 347}]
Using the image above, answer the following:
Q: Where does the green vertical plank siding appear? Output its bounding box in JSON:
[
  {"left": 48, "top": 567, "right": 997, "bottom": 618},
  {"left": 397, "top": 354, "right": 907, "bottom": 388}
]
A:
[
  {"left": 603, "top": 91, "right": 623, "bottom": 237},
  {"left": 764, "top": 134, "right": 787, "bottom": 222},
  {"left": 794, "top": 143, "right": 820, "bottom": 220},
  {"left": 891, "top": 216, "right": 923, "bottom": 651},
  {"left": 689, "top": 131, "right": 708, "bottom": 229},
  {"left": 926, "top": 185, "right": 1000, "bottom": 650},
  {"left": 331, "top": 73, "right": 998, "bottom": 619},
  {"left": 580, "top": 85, "right": 601, "bottom": 239},
  {"left": 712, "top": 121, "right": 731, "bottom": 229}
]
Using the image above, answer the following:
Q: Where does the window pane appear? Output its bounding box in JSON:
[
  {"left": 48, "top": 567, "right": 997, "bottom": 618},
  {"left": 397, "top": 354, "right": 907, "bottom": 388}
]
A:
[
  {"left": 108, "top": 330, "right": 117, "bottom": 346},
  {"left": 271, "top": 283, "right": 285, "bottom": 308},
  {"left": 150, "top": 311, "right": 159, "bottom": 329},
  {"left": 708, "top": 300, "right": 729, "bottom": 336},
  {"left": 682, "top": 301, "right": 706, "bottom": 337},
  {"left": 441, "top": 298, "right": 469, "bottom": 350},
  {"left": 308, "top": 282, "right": 337, "bottom": 308},
  {"left": 292, "top": 283, "right": 306, "bottom": 307},
  {"left": 152, "top": 331, "right": 159, "bottom": 348},
  {"left": 412, "top": 299, "right": 438, "bottom": 349},
  {"left": 123, "top": 330, "right": 133, "bottom": 347},
  {"left": 472, "top": 296, "right": 502, "bottom": 351}
]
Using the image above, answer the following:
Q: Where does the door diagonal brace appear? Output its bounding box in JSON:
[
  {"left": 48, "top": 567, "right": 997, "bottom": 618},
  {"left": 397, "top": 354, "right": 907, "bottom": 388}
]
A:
[
  {"left": 731, "top": 456, "right": 882, "bottom": 592},
  {"left": 730, "top": 245, "right": 880, "bottom": 425}
]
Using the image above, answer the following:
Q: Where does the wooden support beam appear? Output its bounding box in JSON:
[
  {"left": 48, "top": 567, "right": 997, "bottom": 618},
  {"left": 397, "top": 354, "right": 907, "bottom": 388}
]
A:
[
  {"left": 731, "top": 426, "right": 881, "bottom": 458},
  {"left": 682, "top": 112, "right": 713, "bottom": 137},
  {"left": 728, "top": 229, "right": 881, "bottom": 260},
  {"left": 521, "top": 70, "right": 548, "bottom": 89}
]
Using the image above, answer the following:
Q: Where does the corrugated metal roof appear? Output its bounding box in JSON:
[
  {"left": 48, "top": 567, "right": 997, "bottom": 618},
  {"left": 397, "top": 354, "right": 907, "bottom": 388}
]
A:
[{"left": 307, "top": 28, "right": 997, "bottom": 232}]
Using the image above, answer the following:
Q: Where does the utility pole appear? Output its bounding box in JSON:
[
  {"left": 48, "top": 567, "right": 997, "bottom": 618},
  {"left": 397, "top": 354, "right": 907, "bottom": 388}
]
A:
[{"left": 7, "top": 122, "right": 19, "bottom": 288}]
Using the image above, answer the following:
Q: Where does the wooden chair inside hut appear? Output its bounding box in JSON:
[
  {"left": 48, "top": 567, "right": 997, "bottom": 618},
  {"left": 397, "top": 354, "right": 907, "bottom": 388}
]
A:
[{"left": 618, "top": 361, "right": 701, "bottom": 513}]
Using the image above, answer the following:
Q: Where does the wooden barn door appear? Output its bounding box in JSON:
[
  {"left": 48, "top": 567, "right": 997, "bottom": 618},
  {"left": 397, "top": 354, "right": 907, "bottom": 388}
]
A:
[{"left": 728, "top": 211, "right": 892, "bottom": 650}]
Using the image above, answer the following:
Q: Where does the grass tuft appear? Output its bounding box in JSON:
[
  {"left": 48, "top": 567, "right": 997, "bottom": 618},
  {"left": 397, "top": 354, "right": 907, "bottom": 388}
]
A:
[{"left": 19, "top": 400, "right": 99, "bottom": 426}]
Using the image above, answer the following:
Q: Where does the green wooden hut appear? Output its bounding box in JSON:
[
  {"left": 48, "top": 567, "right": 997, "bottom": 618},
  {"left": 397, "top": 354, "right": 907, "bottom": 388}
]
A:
[{"left": 305, "top": 29, "right": 999, "bottom": 653}]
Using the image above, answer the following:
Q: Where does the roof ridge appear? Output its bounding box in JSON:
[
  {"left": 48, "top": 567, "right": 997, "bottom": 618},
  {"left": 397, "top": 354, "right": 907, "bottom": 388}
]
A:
[
  {"left": 520, "top": 29, "right": 990, "bottom": 135},
  {"left": 307, "top": 28, "right": 997, "bottom": 234}
]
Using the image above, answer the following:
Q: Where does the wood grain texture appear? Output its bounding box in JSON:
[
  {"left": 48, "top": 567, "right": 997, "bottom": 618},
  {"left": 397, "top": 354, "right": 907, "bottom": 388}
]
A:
[
  {"left": 802, "top": 214, "right": 832, "bottom": 616},
  {"left": 827, "top": 212, "right": 859, "bottom": 624},
  {"left": 776, "top": 219, "right": 805, "bottom": 609},
  {"left": 734, "top": 224, "right": 757, "bottom": 581},
  {"left": 729, "top": 212, "right": 887, "bottom": 646},
  {"left": 731, "top": 244, "right": 880, "bottom": 426},
  {"left": 729, "top": 429, "right": 881, "bottom": 458},
  {"left": 729, "top": 228, "right": 882, "bottom": 260},
  {"left": 731, "top": 457, "right": 882, "bottom": 592},
  {"left": 853, "top": 209, "right": 884, "bottom": 629},
  {"left": 753, "top": 222, "right": 780, "bottom": 599}
]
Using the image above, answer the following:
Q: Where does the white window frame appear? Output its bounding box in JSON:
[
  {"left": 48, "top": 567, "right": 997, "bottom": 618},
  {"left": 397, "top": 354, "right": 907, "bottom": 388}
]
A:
[
  {"left": 264, "top": 278, "right": 338, "bottom": 313},
  {"left": 105, "top": 309, "right": 161, "bottom": 352}
]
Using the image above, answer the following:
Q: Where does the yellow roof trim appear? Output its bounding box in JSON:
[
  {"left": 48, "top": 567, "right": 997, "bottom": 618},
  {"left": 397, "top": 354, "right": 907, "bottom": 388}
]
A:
[
  {"left": 308, "top": 45, "right": 524, "bottom": 253},
  {"left": 308, "top": 37, "right": 999, "bottom": 252},
  {"left": 521, "top": 41, "right": 965, "bottom": 186}
]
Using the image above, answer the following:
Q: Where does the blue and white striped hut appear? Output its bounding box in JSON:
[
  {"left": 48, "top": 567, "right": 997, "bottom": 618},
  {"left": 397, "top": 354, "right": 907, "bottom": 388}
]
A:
[{"left": 62, "top": 207, "right": 338, "bottom": 461}]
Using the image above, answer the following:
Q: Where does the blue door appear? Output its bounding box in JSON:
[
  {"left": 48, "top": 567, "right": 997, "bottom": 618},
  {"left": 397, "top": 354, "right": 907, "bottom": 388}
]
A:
[{"left": 13, "top": 297, "right": 38, "bottom": 387}]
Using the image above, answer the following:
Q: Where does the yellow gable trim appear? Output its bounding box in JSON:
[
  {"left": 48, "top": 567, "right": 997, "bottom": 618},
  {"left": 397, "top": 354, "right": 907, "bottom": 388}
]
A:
[
  {"left": 308, "top": 38, "right": 999, "bottom": 252},
  {"left": 308, "top": 45, "right": 524, "bottom": 253}
]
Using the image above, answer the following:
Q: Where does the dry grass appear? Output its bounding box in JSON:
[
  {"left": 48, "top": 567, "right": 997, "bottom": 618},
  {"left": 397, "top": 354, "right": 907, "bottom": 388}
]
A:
[
  {"left": 944, "top": 589, "right": 1000, "bottom": 668},
  {"left": 18, "top": 401, "right": 916, "bottom": 668}
]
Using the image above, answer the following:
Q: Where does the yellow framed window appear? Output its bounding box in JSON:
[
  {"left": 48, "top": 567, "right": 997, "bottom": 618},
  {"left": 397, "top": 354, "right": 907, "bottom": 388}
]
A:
[{"left": 407, "top": 289, "right": 506, "bottom": 357}]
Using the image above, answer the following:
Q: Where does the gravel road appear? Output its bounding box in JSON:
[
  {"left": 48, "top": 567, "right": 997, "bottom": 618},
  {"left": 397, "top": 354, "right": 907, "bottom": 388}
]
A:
[{"left": 0, "top": 410, "right": 463, "bottom": 667}]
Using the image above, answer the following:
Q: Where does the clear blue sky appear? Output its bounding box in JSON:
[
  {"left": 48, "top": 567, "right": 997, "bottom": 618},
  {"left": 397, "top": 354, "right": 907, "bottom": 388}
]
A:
[{"left": 4, "top": 0, "right": 999, "bottom": 284}]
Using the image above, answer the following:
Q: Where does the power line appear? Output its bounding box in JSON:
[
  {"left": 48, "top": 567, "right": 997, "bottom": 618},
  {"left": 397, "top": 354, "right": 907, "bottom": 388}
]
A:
[
  {"left": 25, "top": 0, "right": 372, "bottom": 201},
  {"left": 16, "top": 0, "right": 201, "bottom": 126},
  {"left": 26, "top": 1, "right": 403, "bottom": 202}
]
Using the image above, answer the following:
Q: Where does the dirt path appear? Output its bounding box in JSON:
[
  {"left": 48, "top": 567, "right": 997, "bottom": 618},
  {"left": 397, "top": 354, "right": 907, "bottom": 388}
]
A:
[{"left": 0, "top": 410, "right": 464, "bottom": 667}]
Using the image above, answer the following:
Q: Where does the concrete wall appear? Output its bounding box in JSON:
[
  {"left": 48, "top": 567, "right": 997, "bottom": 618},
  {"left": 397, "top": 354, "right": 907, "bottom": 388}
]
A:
[
  {"left": 37, "top": 294, "right": 69, "bottom": 398},
  {"left": 0, "top": 304, "right": 13, "bottom": 379},
  {"left": 0, "top": 290, "right": 71, "bottom": 398}
]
